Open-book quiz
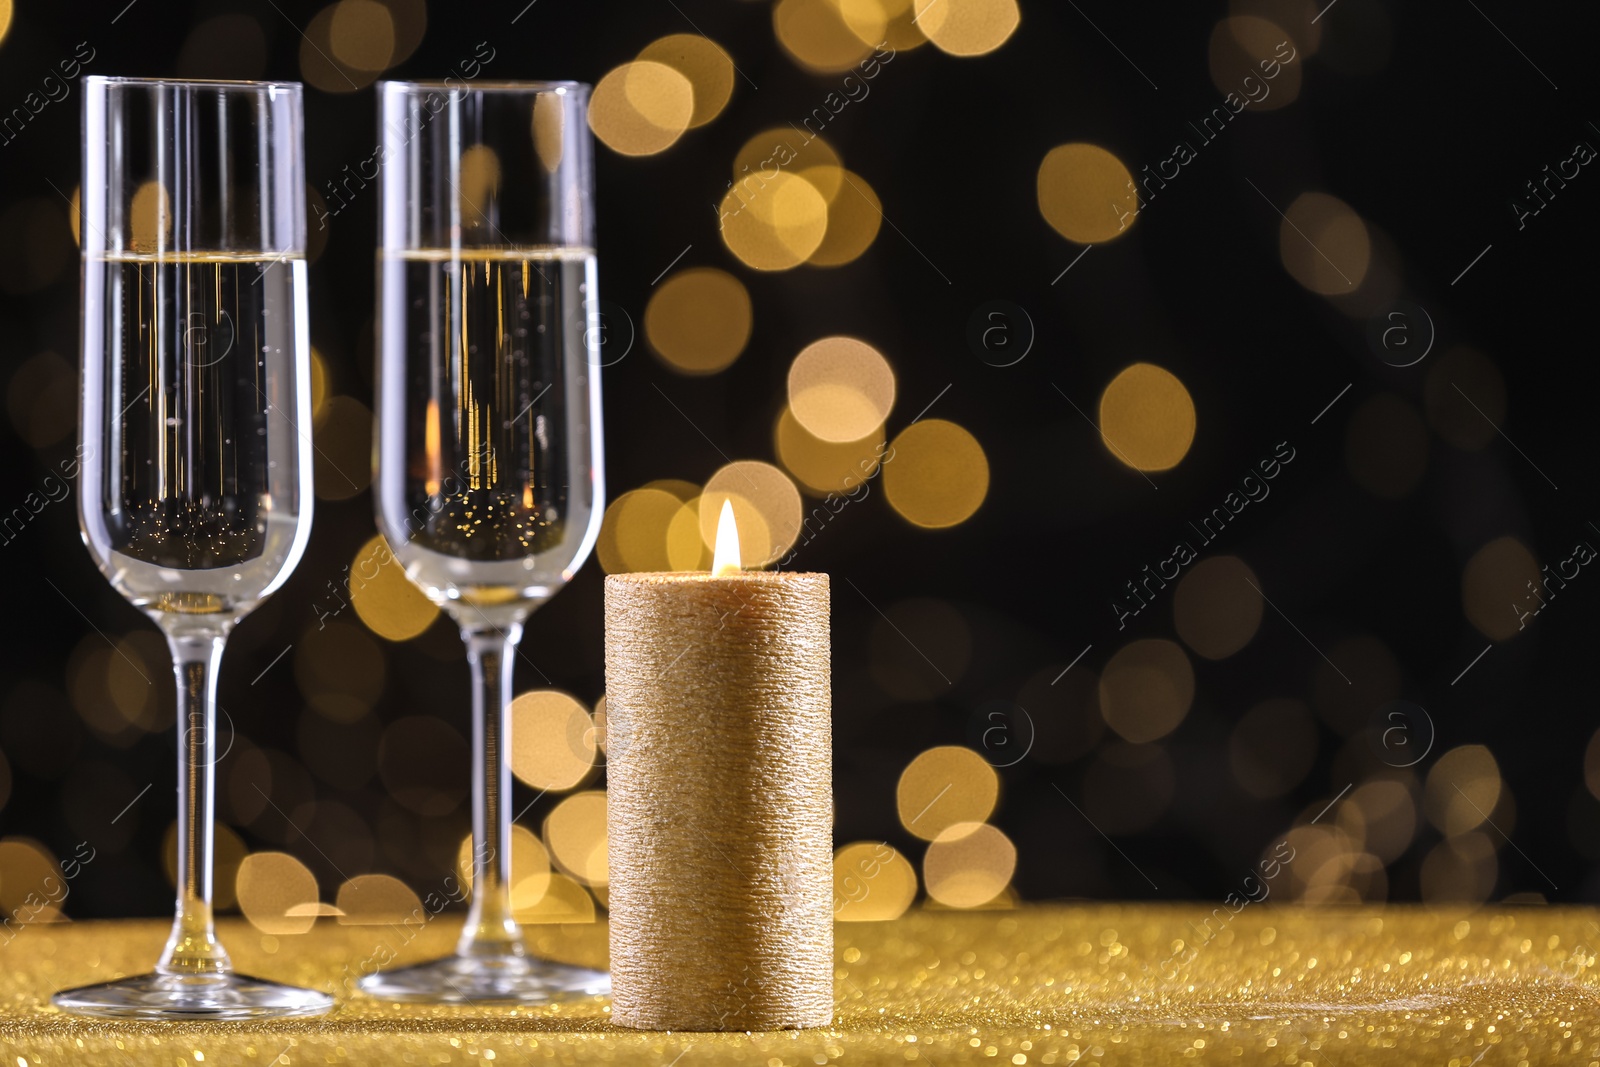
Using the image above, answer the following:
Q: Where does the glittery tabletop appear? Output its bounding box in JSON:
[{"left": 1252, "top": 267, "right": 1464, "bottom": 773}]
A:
[{"left": 3, "top": 905, "right": 1597, "bottom": 1064}]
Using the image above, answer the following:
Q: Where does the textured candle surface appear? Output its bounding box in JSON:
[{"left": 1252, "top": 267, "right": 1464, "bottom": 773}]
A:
[{"left": 604, "top": 571, "right": 832, "bottom": 1031}]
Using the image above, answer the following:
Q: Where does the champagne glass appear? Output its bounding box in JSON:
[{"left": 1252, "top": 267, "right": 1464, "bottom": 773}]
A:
[
  {"left": 57, "top": 77, "right": 330, "bottom": 1019},
  {"left": 363, "top": 81, "right": 607, "bottom": 1003}
]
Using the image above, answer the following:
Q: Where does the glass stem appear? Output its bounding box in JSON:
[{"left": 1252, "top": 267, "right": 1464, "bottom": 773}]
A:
[
  {"left": 458, "top": 622, "right": 526, "bottom": 960},
  {"left": 157, "top": 631, "right": 232, "bottom": 977}
]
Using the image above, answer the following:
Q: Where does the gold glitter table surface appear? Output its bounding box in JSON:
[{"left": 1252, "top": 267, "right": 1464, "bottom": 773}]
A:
[{"left": 2, "top": 905, "right": 1598, "bottom": 1065}]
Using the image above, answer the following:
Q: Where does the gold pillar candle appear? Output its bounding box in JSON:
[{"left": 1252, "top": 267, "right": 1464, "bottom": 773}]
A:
[{"left": 604, "top": 505, "right": 832, "bottom": 1031}]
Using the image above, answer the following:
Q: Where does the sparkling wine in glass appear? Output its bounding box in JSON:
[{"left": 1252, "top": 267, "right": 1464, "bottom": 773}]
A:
[
  {"left": 363, "top": 80, "right": 607, "bottom": 1002},
  {"left": 54, "top": 76, "right": 331, "bottom": 1020}
]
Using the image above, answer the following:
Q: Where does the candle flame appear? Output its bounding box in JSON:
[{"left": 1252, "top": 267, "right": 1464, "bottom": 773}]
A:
[{"left": 711, "top": 499, "right": 741, "bottom": 576}]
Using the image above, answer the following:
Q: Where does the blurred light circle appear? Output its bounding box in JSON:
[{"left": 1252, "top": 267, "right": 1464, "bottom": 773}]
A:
[
  {"left": 1419, "top": 832, "right": 1497, "bottom": 904},
  {"left": 1228, "top": 698, "right": 1317, "bottom": 799},
  {"left": 1208, "top": 16, "right": 1301, "bottom": 110},
  {"left": 176, "top": 14, "right": 269, "bottom": 80},
  {"left": 7, "top": 351, "right": 76, "bottom": 448},
  {"left": 896, "top": 745, "right": 999, "bottom": 841},
  {"left": 775, "top": 406, "right": 885, "bottom": 496},
  {"left": 923, "top": 823, "right": 1016, "bottom": 907},
  {"left": 638, "top": 34, "right": 736, "bottom": 127},
  {"left": 597, "top": 488, "right": 685, "bottom": 574},
  {"left": 774, "top": 0, "right": 883, "bottom": 72},
  {"left": 883, "top": 419, "right": 989, "bottom": 528},
  {"left": 0, "top": 0, "right": 12, "bottom": 44},
  {"left": 665, "top": 496, "right": 711, "bottom": 570},
  {"left": 1230, "top": 0, "right": 1322, "bottom": 55},
  {"left": 0, "top": 197, "right": 73, "bottom": 294},
  {"left": 645, "top": 267, "right": 753, "bottom": 375},
  {"left": 510, "top": 690, "right": 597, "bottom": 792},
  {"left": 458, "top": 825, "right": 552, "bottom": 909},
  {"left": 312, "top": 396, "right": 374, "bottom": 500},
  {"left": 834, "top": 842, "right": 917, "bottom": 921},
  {"left": 1348, "top": 780, "right": 1417, "bottom": 864},
  {"left": 1099, "top": 639, "right": 1194, "bottom": 743},
  {"left": 700, "top": 461, "right": 803, "bottom": 566},
  {"left": 803, "top": 166, "right": 882, "bottom": 266},
  {"left": 1279, "top": 191, "right": 1370, "bottom": 295},
  {"left": 1424, "top": 348, "right": 1505, "bottom": 451},
  {"left": 163, "top": 822, "right": 248, "bottom": 909},
  {"left": 734, "top": 130, "right": 842, "bottom": 198},
  {"left": 1424, "top": 745, "right": 1502, "bottom": 836},
  {"left": 1461, "top": 536, "right": 1540, "bottom": 642},
  {"left": 0, "top": 839, "right": 62, "bottom": 921},
  {"left": 915, "top": 0, "right": 1020, "bottom": 56},
  {"left": 544, "top": 790, "right": 608, "bottom": 886},
  {"left": 456, "top": 144, "right": 502, "bottom": 227},
  {"left": 381, "top": 0, "right": 427, "bottom": 65},
  {"left": 1173, "top": 555, "right": 1264, "bottom": 660},
  {"left": 788, "top": 336, "right": 896, "bottom": 443},
  {"left": 350, "top": 535, "right": 440, "bottom": 641},
  {"left": 719, "top": 171, "right": 830, "bottom": 270},
  {"left": 336, "top": 873, "right": 422, "bottom": 925},
  {"left": 1345, "top": 393, "right": 1428, "bottom": 499},
  {"left": 589, "top": 61, "right": 695, "bottom": 156},
  {"left": 300, "top": 5, "right": 378, "bottom": 93},
  {"left": 878, "top": 0, "right": 930, "bottom": 49},
  {"left": 1037, "top": 144, "right": 1138, "bottom": 245},
  {"left": 1098, "top": 363, "right": 1196, "bottom": 472},
  {"left": 330, "top": 0, "right": 396, "bottom": 71},
  {"left": 516, "top": 872, "right": 596, "bottom": 924},
  {"left": 379, "top": 716, "right": 468, "bottom": 816},
  {"left": 237, "top": 852, "right": 320, "bottom": 935}
]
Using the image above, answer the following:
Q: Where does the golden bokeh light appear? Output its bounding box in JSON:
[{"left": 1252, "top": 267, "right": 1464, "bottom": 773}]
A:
[
  {"left": 719, "top": 171, "right": 830, "bottom": 270},
  {"left": 458, "top": 825, "right": 553, "bottom": 910},
  {"left": 335, "top": 873, "right": 422, "bottom": 925},
  {"left": 0, "top": 839, "right": 62, "bottom": 922},
  {"left": 883, "top": 419, "right": 989, "bottom": 529},
  {"left": 804, "top": 166, "right": 882, "bottom": 266},
  {"left": 638, "top": 34, "right": 736, "bottom": 128},
  {"left": 1345, "top": 779, "right": 1417, "bottom": 864},
  {"left": 312, "top": 396, "right": 374, "bottom": 500},
  {"left": 665, "top": 496, "right": 712, "bottom": 570},
  {"left": 733, "top": 130, "right": 842, "bottom": 197},
  {"left": 1424, "top": 348, "right": 1505, "bottom": 451},
  {"left": 510, "top": 689, "right": 598, "bottom": 792},
  {"left": 7, "top": 350, "right": 76, "bottom": 448},
  {"left": 299, "top": 4, "right": 379, "bottom": 93},
  {"left": 1345, "top": 393, "right": 1428, "bottom": 499},
  {"left": 456, "top": 144, "right": 502, "bottom": 228},
  {"left": 349, "top": 534, "right": 439, "bottom": 641},
  {"left": 1462, "top": 535, "right": 1540, "bottom": 642},
  {"left": 834, "top": 842, "right": 918, "bottom": 921},
  {"left": 544, "top": 790, "right": 608, "bottom": 886},
  {"left": 1209, "top": 16, "right": 1301, "bottom": 111},
  {"left": 699, "top": 460, "right": 803, "bottom": 566},
  {"left": 1419, "top": 832, "right": 1497, "bottom": 904},
  {"left": 589, "top": 61, "right": 695, "bottom": 156},
  {"left": 1037, "top": 143, "right": 1138, "bottom": 245},
  {"left": 1098, "top": 363, "right": 1197, "bottom": 472},
  {"left": 237, "top": 851, "right": 320, "bottom": 935},
  {"left": 1099, "top": 638, "right": 1195, "bottom": 744},
  {"left": 1424, "top": 745, "right": 1502, "bottom": 837},
  {"left": 775, "top": 405, "right": 885, "bottom": 496},
  {"left": 1228, "top": 698, "right": 1317, "bottom": 799},
  {"left": 518, "top": 872, "right": 597, "bottom": 924},
  {"left": 896, "top": 746, "right": 999, "bottom": 841},
  {"left": 915, "top": 0, "right": 1020, "bottom": 56},
  {"left": 1173, "top": 555, "right": 1264, "bottom": 660},
  {"left": 644, "top": 267, "right": 753, "bottom": 375},
  {"left": 788, "top": 336, "right": 896, "bottom": 443},
  {"left": 773, "top": 0, "right": 882, "bottom": 72},
  {"left": 329, "top": 0, "right": 396, "bottom": 72},
  {"left": 1279, "top": 191, "right": 1370, "bottom": 295},
  {"left": 129, "top": 182, "right": 172, "bottom": 253},
  {"left": 0, "top": 0, "right": 12, "bottom": 45},
  {"left": 923, "top": 822, "right": 1016, "bottom": 907},
  {"left": 596, "top": 487, "right": 685, "bottom": 574},
  {"left": 1230, "top": 0, "right": 1321, "bottom": 55},
  {"left": 878, "top": 0, "right": 930, "bottom": 49}
]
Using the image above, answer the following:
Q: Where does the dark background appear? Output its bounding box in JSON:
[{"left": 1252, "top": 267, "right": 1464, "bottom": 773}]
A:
[{"left": 1, "top": 0, "right": 1597, "bottom": 920}]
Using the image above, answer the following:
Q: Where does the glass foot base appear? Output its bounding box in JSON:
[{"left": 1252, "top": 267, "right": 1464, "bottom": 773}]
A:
[
  {"left": 358, "top": 953, "right": 609, "bottom": 1004},
  {"left": 52, "top": 971, "right": 335, "bottom": 1020}
]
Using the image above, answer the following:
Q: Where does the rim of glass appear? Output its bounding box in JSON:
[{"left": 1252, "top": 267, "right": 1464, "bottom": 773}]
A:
[
  {"left": 85, "top": 75, "right": 302, "bottom": 91},
  {"left": 379, "top": 79, "right": 589, "bottom": 94}
]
